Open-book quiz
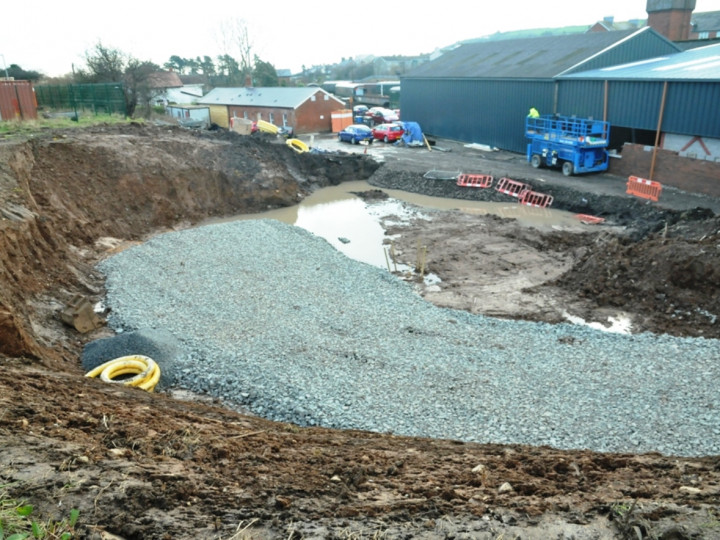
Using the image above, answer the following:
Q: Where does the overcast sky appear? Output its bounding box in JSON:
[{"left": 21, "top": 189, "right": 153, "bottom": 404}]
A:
[{"left": 2, "top": 0, "right": 718, "bottom": 77}]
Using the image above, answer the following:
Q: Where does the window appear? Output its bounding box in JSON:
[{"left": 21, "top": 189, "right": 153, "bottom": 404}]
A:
[
  {"left": 269, "top": 112, "right": 274, "bottom": 124},
  {"left": 699, "top": 31, "right": 709, "bottom": 39},
  {"left": 282, "top": 113, "right": 288, "bottom": 125},
  {"left": 257, "top": 112, "right": 262, "bottom": 120},
  {"left": 324, "top": 94, "right": 329, "bottom": 100},
  {"left": 311, "top": 95, "right": 316, "bottom": 101},
  {"left": 243, "top": 111, "right": 248, "bottom": 119}
]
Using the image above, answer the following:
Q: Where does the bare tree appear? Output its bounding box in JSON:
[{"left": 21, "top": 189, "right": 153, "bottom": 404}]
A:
[
  {"left": 217, "top": 18, "right": 254, "bottom": 83},
  {"left": 76, "top": 42, "right": 126, "bottom": 83}
]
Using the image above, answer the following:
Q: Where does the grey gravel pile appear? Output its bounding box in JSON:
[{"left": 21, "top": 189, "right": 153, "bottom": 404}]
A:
[{"left": 97, "top": 219, "right": 720, "bottom": 457}]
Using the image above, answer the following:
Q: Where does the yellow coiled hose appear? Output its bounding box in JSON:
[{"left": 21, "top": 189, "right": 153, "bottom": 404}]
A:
[{"left": 85, "top": 355, "right": 161, "bottom": 392}]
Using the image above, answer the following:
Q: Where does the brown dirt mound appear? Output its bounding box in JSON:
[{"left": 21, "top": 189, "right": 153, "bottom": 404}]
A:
[{"left": 1, "top": 124, "right": 718, "bottom": 539}]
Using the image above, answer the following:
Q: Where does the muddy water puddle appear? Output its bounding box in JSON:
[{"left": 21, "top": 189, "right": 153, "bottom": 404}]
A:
[{"left": 205, "top": 181, "right": 585, "bottom": 270}]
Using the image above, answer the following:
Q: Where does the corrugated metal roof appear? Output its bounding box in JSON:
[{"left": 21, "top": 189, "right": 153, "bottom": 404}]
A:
[
  {"left": 560, "top": 42, "right": 720, "bottom": 81},
  {"left": 198, "top": 87, "right": 343, "bottom": 108},
  {"left": 404, "top": 29, "right": 652, "bottom": 79}
]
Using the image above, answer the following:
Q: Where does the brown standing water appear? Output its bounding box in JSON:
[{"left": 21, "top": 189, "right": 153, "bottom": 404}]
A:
[{"left": 206, "top": 180, "right": 585, "bottom": 268}]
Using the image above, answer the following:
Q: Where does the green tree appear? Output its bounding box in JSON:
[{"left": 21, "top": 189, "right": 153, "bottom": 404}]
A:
[
  {"left": 216, "top": 54, "right": 242, "bottom": 85},
  {"left": 164, "top": 55, "right": 187, "bottom": 73},
  {"left": 6, "top": 64, "right": 43, "bottom": 81},
  {"left": 124, "top": 58, "right": 161, "bottom": 117},
  {"left": 199, "top": 56, "right": 216, "bottom": 76},
  {"left": 186, "top": 57, "right": 200, "bottom": 74},
  {"left": 75, "top": 41, "right": 159, "bottom": 117},
  {"left": 253, "top": 56, "right": 278, "bottom": 87}
]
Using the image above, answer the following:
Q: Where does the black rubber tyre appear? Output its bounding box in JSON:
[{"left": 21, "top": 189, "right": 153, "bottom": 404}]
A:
[
  {"left": 562, "top": 161, "right": 574, "bottom": 176},
  {"left": 531, "top": 154, "right": 542, "bottom": 168},
  {"left": 338, "top": 134, "right": 343, "bottom": 142}
]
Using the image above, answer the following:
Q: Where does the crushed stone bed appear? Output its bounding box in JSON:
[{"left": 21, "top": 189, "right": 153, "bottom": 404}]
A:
[{"left": 97, "top": 219, "right": 720, "bottom": 457}]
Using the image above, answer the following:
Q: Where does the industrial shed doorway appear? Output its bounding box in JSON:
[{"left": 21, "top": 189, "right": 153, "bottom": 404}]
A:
[{"left": 609, "top": 125, "right": 656, "bottom": 151}]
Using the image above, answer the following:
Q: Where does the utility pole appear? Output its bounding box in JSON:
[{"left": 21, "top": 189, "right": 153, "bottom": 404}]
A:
[{"left": 1, "top": 54, "right": 9, "bottom": 80}]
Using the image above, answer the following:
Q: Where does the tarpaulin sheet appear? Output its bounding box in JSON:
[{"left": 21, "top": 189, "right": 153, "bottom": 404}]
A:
[{"left": 401, "top": 121, "right": 424, "bottom": 146}]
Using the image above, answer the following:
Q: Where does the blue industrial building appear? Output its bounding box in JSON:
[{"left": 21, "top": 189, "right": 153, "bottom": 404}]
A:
[
  {"left": 401, "top": 27, "right": 681, "bottom": 153},
  {"left": 557, "top": 42, "right": 720, "bottom": 143}
]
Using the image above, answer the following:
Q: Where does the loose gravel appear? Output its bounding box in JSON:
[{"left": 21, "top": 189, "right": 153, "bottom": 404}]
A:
[{"left": 97, "top": 219, "right": 720, "bottom": 457}]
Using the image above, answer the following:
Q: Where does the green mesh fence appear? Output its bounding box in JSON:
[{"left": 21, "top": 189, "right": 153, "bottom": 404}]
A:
[{"left": 35, "top": 83, "right": 127, "bottom": 115}]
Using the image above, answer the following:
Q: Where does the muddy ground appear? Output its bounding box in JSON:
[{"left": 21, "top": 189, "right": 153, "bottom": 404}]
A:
[{"left": 1, "top": 123, "right": 719, "bottom": 539}]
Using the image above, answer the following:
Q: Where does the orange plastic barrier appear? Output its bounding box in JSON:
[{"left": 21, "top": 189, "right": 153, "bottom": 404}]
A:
[
  {"left": 457, "top": 174, "right": 493, "bottom": 188},
  {"left": 495, "top": 177, "right": 529, "bottom": 198},
  {"left": 518, "top": 189, "right": 554, "bottom": 208},
  {"left": 575, "top": 214, "right": 605, "bottom": 224},
  {"left": 331, "top": 109, "right": 353, "bottom": 133},
  {"left": 627, "top": 176, "right": 662, "bottom": 202}
]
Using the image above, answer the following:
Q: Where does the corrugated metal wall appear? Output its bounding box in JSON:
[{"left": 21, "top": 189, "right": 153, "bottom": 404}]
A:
[
  {"left": 558, "top": 80, "right": 720, "bottom": 138},
  {"left": 556, "top": 80, "right": 605, "bottom": 119},
  {"left": 664, "top": 81, "right": 720, "bottom": 137},
  {"left": 0, "top": 81, "right": 37, "bottom": 121},
  {"left": 401, "top": 78, "right": 555, "bottom": 153}
]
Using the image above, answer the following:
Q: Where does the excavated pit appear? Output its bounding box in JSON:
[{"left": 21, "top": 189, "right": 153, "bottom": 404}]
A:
[{"left": 1, "top": 123, "right": 719, "bottom": 539}]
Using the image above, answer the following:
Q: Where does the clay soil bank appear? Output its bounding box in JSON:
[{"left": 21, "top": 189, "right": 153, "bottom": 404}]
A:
[{"left": 1, "top": 124, "right": 719, "bottom": 539}]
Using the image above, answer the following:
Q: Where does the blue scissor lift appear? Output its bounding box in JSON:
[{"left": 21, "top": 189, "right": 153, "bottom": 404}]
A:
[{"left": 526, "top": 115, "right": 610, "bottom": 176}]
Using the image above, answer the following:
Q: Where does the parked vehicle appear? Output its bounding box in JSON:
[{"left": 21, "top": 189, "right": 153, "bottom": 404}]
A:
[
  {"left": 278, "top": 125, "right": 294, "bottom": 138},
  {"left": 338, "top": 124, "right": 374, "bottom": 145},
  {"left": 364, "top": 107, "right": 399, "bottom": 125},
  {"left": 372, "top": 123, "right": 404, "bottom": 143},
  {"left": 526, "top": 115, "right": 610, "bottom": 176}
]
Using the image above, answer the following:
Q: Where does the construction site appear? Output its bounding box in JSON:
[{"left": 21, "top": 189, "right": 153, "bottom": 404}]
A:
[{"left": 1, "top": 123, "right": 720, "bottom": 539}]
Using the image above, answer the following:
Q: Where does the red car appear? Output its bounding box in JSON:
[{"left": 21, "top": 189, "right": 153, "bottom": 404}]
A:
[
  {"left": 364, "top": 107, "right": 400, "bottom": 125},
  {"left": 371, "top": 123, "right": 404, "bottom": 143}
]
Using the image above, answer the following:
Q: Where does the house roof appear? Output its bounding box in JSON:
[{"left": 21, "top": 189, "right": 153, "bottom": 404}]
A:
[
  {"left": 677, "top": 37, "right": 720, "bottom": 50},
  {"left": 560, "top": 42, "right": 720, "bottom": 81},
  {"left": 591, "top": 20, "right": 645, "bottom": 31},
  {"left": 404, "top": 29, "right": 652, "bottom": 79},
  {"left": 180, "top": 74, "right": 207, "bottom": 85},
  {"left": 198, "top": 87, "right": 344, "bottom": 108},
  {"left": 692, "top": 10, "right": 720, "bottom": 33},
  {"left": 147, "top": 71, "right": 184, "bottom": 89}
]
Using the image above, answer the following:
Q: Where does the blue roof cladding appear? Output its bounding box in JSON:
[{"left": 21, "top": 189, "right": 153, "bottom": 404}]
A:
[
  {"left": 404, "top": 28, "right": 680, "bottom": 79},
  {"left": 560, "top": 42, "right": 720, "bottom": 81}
]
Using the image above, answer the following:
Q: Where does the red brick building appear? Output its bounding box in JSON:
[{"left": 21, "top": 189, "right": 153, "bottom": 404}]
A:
[{"left": 199, "top": 87, "right": 345, "bottom": 133}]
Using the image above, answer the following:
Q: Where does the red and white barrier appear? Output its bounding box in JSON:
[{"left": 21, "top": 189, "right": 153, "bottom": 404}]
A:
[
  {"left": 495, "top": 177, "right": 529, "bottom": 198},
  {"left": 627, "top": 176, "right": 662, "bottom": 202},
  {"left": 575, "top": 214, "right": 605, "bottom": 224},
  {"left": 457, "top": 174, "right": 493, "bottom": 188},
  {"left": 518, "top": 189, "right": 554, "bottom": 208}
]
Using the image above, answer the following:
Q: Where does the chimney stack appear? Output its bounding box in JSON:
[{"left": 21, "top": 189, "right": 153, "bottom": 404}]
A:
[{"left": 646, "top": 0, "right": 696, "bottom": 40}]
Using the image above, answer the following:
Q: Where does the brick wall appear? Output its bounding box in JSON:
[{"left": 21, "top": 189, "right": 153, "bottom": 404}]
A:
[
  {"left": 609, "top": 143, "right": 720, "bottom": 197},
  {"left": 228, "top": 106, "right": 296, "bottom": 128},
  {"left": 647, "top": 9, "right": 693, "bottom": 40}
]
